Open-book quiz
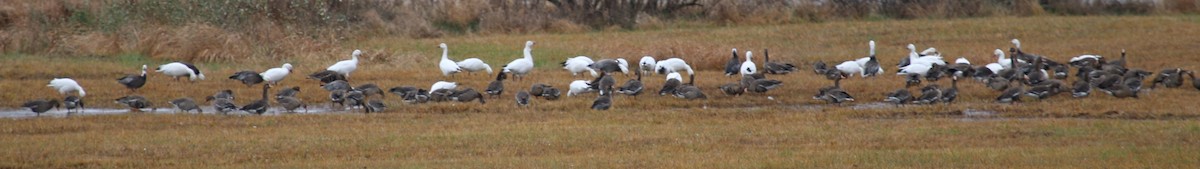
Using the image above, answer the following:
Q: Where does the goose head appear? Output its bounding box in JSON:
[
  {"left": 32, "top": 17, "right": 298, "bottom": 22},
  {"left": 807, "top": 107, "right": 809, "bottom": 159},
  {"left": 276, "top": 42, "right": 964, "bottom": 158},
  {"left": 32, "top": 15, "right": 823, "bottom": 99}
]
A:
[
  {"left": 438, "top": 43, "right": 447, "bottom": 49},
  {"left": 994, "top": 49, "right": 1005, "bottom": 59},
  {"left": 283, "top": 63, "right": 294, "bottom": 73},
  {"left": 906, "top": 44, "right": 916, "bottom": 52},
  {"left": 352, "top": 50, "right": 363, "bottom": 58}
]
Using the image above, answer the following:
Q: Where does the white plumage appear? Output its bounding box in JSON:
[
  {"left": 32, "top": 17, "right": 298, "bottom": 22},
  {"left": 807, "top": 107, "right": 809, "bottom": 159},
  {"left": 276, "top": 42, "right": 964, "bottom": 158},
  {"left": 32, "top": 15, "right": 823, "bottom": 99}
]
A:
[
  {"left": 429, "top": 81, "right": 458, "bottom": 94},
  {"left": 261, "top": 63, "right": 293, "bottom": 85},
  {"left": 985, "top": 63, "right": 1005, "bottom": 74},
  {"left": 156, "top": 62, "right": 205, "bottom": 81},
  {"left": 897, "top": 64, "right": 933, "bottom": 76},
  {"left": 836, "top": 61, "right": 864, "bottom": 77},
  {"left": 955, "top": 57, "right": 971, "bottom": 65},
  {"left": 502, "top": 41, "right": 536, "bottom": 80},
  {"left": 654, "top": 58, "right": 694, "bottom": 76},
  {"left": 327, "top": 50, "right": 361, "bottom": 77},
  {"left": 457, "top": 58, "right": 493, "bottom": 74},
  {"left": 567, "top": 80, "right": 593, "bottom": 96},
  {"left": 666, "top": 72, "right": 683, "bottom": 82},
  {"left": 615, "top": 58, "right": 630, "bottom": 75},
  {"left": 563, "top": 56, "right": 598, "bottom": 77},
  {"left": 438, "top": 43, "right": 463, "bottom": 76},
  {"left": 638, "top": 56, "right": 656, "bottom": 76},
  {"left": 994, "top": 48, "right": 1025, "bottom": 69},
  {"left": 853, "top": 40, "right": 883, "bottom": 75},
  {"left": 740, "top": 51, "right": 757, "bottom": 76},
  {"left": 1070, "top": 55, "right": 1102, "bottom": 63},
  {"left": 48, "top": 78, "right": 86, "bottom": 97}
]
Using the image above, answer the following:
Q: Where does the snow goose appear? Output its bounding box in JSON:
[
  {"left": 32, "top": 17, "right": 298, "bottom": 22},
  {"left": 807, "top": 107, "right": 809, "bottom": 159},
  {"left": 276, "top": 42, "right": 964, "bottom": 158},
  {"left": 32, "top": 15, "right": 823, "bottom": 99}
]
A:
[
  {"left": 485, "top": 72, "right": 506, "bottom": 97},
  {"left": 724, "top": 48, "right": 741, "bottom": 76},
  {"left": 326, "top": 50, "right": 360, "bottom": 78},
  {"left": 169, "top": 97, "right": 201, "bottom": 113},
  {"left": 430, "top": 81, "right": 459, "bottom": 94},
  {"left": 836, "top": 61, "right": 864, "bottom": 77},
  {"left": 48, "top": 78, "right": 86, "bottom": 97},
  {"left": 63, "top": 96, "right": 83, "bottom": 114},
  {"left": 654, "top": 58, "right": 695, "bottom": 84},
  {"left": 156, "top": 62, "right": 205, "bottom": 81},
  {"left": 260, "top": 63, "right": 293, "bottom": 86},
  {"left": 22, "top": 99, "right": 59, "bottom": 116},
  {"left": 562, "top": 56, "right": 598, "bottom": 77},
  {"left": 116, "top": 65, "right": 148, "bottom": 92},
  {"left": 639, "top": 56, "right": 657, "bottom": 76},
  {"left": 1070, "top": 54, "right": 1102, "bottom": 68},
  {"left": 502, "top": 41, "right": 536, "bottom": 80},
  {"left": 229, "top": 71, "right": 264, "bottom": 87},
  {"left": 616, "top": 58, "right": 631, "bottom": 76},
  {"left": 457, "top": 58, "right": 493, "bottom": 75},
  {"left": 740, "top": 50, "right": 757, "bottom": 76},
  {"left": 568, "top": 80, "right": 594, "bottom": 96},
  {"left": 852, "top": 41, "right": 881, "bottom": 76},
  {"left": 115, "top": 95, "right": 154, "bottom": 112},
  {"left": 437, "top": 43, "right": 463, "bottom": 77}
]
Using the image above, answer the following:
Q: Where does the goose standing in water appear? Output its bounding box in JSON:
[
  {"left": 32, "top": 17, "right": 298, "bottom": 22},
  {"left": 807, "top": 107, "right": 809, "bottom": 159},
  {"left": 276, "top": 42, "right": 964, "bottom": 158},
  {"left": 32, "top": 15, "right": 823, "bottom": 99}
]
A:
[
  {"left": 563, "top": 56, "right": 598, "bottom": 77},
  {"left": 502, "top": 41, "right": 536, "bottom": 81},
  {"left": 240, "top": 84, "right": 270, "bottom": 115},
  {"left": 115, "top": 95, "right": 154, "bottom": 112},
  {"left": 724, "top": 48, "right": 741, "bottom": 76},
  {"left": 639, "top": 56, "right": 657, "bottom": 77},
  {"left": 437, "top": 43, "right": 463, "bottom": 77},
  {"left": 261, "top": 63, "right": 293, "bottom": 86},
  {"left": 169, "top": 97, "right": 202, "bottom": 113},
  {"left": 884, "top": 89, "right": 912, "bottom": 104},
  {"left": 48, "top": 78, "right": 86, "bottom": 97},
  {"left": 117, "top": 65, "right": 148, "bottom": 92},
  {"left": 23, "top": 99, "right": 59, "bottom": 116},
  {"left": 206, "top": 96, "right": 238, "bottom": 114},
  {"left": 229, "top": 71, "right": 265, "bottom": 87},
  {"left": 515, "top": 91, "right": 531, "bottom": 107},
  {"left": 276, "top": 86, "right": 301, "bottom": 99},
  {"left": 486, "top": 72, "right": 507, "bottom": 98},
  {"left": 63, "top": 95, "right": 83, "bottom": 114},
  {"left": 276, "top": 96, "right": 307, "bottom": 113},
  {"left": 156, "top": 62, "right": 205, "bottom": 81},
  {"left": 326, "top": 50, "right": 361, "bottom": 78}
]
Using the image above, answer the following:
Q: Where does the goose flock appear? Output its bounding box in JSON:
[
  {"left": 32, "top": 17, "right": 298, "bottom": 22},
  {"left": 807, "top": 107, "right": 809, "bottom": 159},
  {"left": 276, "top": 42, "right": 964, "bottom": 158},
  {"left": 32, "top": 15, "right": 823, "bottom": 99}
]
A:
[{"left": 20, "top": 39, "right": 1200, "bottom": 116}]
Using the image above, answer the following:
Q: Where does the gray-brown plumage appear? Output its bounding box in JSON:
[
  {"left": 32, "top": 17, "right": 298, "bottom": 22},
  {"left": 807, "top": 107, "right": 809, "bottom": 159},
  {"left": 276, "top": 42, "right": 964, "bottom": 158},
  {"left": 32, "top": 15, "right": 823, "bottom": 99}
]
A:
[
  {"left": 1072, "top": 80, "right": 1091, "bottom": 98},
  {"left": 329, "top": 89, "right": 347, "bottom": 108},
  {"left": 541, "top": 87, "right": 562, "bottom": 100},
  {"left": 884, "top": 89, "right": 912, "bottom": 104},
  {"left": 169, "top": 97, "right": 202, "bottom": 113},
  {"left": 486, "top": 72, "right": 506, "bottom": 97},
  {"left": 276, "top": 96, "right": 307, "bottom": 113},
  {"left": 345, "top": 90, "right": 366, "bottom": 110},
  {"left": 23, "top": 99, "right": 59, "bottom": 116},
  {"left": 451, "top": 88, "right": 486, "bottom": 104},
  {"left": 818, "top": 87, "right": 854, "bottom": 104},
  {"left": 275, "top": 86, "right": 301, "bottom": 99},
  {"left": 240, "top": 84, "right": 270, "bottom": 115},
  {"left": 1111, "top": 81, "right": 1138, "bottom": 99},
  {"left": 355, "top": 83, "right": 385, "bottom": 98},
  {"left": 941, "top": 76, "right": 959, "bottom": 103},
  {"left": 986, "top": 76, "right": 1011, "bottom": 91},
  {"left": 589, "top": 72, "right": 617, "bottom": 96},
  {"left": 719, "top": 83, "right": 745, "bottom": 96},
  {"left": 812, "top": 61, "right": 829, "bottom": 75},
  {"left": 206, "top": 96, "right": 238, "bottom": 114},
  {"left": 115, "top": 95, "right": 153, "bottom": 112},
  {"left": 211, "top": 89, "right": 234, "bottom": 100},
  {"left": 308, "top": 70, "right": 346, "bottom": 84},
  {"left": 997, "top": 76, "right": 1025, "bottom": 104},
  {"left": 762, "top": 49, "right": 796, "bottom": 74},
  {"left": 530, "top": 83, "right": 549, "bottom": 97},
  {"left": 389, "top": 86, "right": 420, "bottom": 97},
  {"left": 321, "top": 80, "right": 352, "bottom": 91},
  {"left": 1151, "top": 68, "right": 1185, "bottom": 89},
  {"left": 515, "top": 91, "right": 531, "bottom": 106},
  {"left": 724, "top": 48, "right": 741, "bottom": 76},
  {"left": 906, "top": 73, "right": 922, "bottom": 88},
  {"left": 912, "top": 84, "right": 942, "bottom": 104},
  {"left": 591, "top": 94, "right": 612, "bottom": 110},
  {"left": 590, "top": 59, "right": 627, "bottom": 74},
  {"left": 1188, "top": 71, "right": 1200, "bottom": 91},
  {"left": 117, "top": 65, "right": 148, "bottom": 92},
  {"left": 658, "top": 78, "right": 682, "bottom": 96},
  {"left": 63, "top": 95, "right": 83, "bottom": 113},
  {"left": 229, "top": 70, "right": 264, "bottom": 87},
  {"left": 1122, "top": 69, "right": 1151, "bottom": 92},
  {"left": 402, "top": 90, "right": 430, "bottom": 104},
  {"left": 673, "top": 85, "right": 707, "bottom": 100},
  {"left": 365, "top": 99, "right": 385, "bottom": 113},
  {"left": 429, "top": 89, "right": 455, "bottom": 102},
  {"left": 616, "top": 71, "right": 644, "bottom": 96}
]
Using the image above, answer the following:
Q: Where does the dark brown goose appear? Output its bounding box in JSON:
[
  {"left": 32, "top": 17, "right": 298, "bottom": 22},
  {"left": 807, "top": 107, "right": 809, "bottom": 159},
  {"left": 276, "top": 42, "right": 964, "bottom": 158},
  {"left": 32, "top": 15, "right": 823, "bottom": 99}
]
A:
[
  {"left": 22, "top": 99, "right": 59, "bottom": 116},
  {"left": 591, "top": 94, "right": 612, "bottom": 110},
  {"left": 63, "top": 95, "right": 84, "bottom": 114},
  {"left": 451, "top": 88, "right": 486, "bottom": 104},
  {"left": 228, "top": 70, "right": 264, "bottom": 87},
  {"left": 724, "top": 48, "right": 741, "bottom": 76},
  {"left": 941, "top": 76, "right": 959, "bottom": 103},
  {"left": 719, "top": 83, "right": 745, "bottom": 96},
  {"left": 276, "top": 96, "right": 307, "bottom": 113},
  {"left": 884, "top": 89, "right": 912, "bottom": 104},
  {"left": 116, "top": 95, "right": 154, "bottom": 112},
  {"left": 996, "top": 76, "right": 1026, "bottom": 104},
  {"left": 616, "top": 70, "right": 644, "bottom": 96},
  {"left": 308, "top": 70, "right": 346, "bottom": 84},
  {"left": 240, "top": 84, "right": 270, "bottom": 115},
  {"left": 169, "top": 97, "right": 202, "bottom": 113},
  {"left": 206, "top": 96, "right": 238, "bottom": 114},
  {"left": 912, "top": 84, "right": 942, "bottom": 104},
  {"left": 1150, "top": 68, "right": 1184, "bottom": 89},
  {"left": 673, "top": 85, "right": 707, "bottom": 100},
  {"left": 355, "top": 83, "right": 386, "bottom": 98},
  {"left": 530, "top": 83, "right": 550, "bottom": 97},
  {"left": 275, "top": 86, "right": 301, "bottom": 99},
  {"left": 515, "top": 91, "right": 531, "bottom": 106},
  {"left": 763, "top": 49, "right": 797, "bottom": 74},
  {"left": 117, "top": 65, "right": 148, "bottom": 92},
  {"left": 485, "top": 72, "right": 506, "bottom": 97},
  {"left": 365, "top": 100, "right": 386, "bottom": 113},
  {"left": 1072, "top": 80, "right": 1091, "bottom": 98}
]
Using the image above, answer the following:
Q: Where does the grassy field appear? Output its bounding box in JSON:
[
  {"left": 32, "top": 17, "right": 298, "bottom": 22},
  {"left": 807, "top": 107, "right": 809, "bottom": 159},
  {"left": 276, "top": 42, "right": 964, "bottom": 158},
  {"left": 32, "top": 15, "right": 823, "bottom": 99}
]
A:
[{"left": 2, "top": 16, "right": 1200, "bottom": 168}]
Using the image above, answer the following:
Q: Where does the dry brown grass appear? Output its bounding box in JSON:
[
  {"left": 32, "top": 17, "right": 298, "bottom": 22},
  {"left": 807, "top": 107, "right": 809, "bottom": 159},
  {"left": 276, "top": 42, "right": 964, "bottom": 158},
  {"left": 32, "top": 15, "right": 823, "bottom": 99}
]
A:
[{"left": 2, "top": 16, "right": 1200, "bottom": 167}]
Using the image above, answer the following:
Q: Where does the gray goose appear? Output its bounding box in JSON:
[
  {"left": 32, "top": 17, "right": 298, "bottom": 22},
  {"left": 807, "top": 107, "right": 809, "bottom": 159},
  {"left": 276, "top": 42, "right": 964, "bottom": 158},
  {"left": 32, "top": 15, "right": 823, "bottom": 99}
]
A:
[
  {"left": 1187, "top": 70, "right": 1200, "bottom": 91},
  {"left": 240, "top": 84, "right": 270, "bottom": 115},
  {"left": 811, "top": 61, "right": 829, "bottom": 75},
  {"left": 117, "top": 65, "right": 148, "bottom": 92},
  {"left": 450, "top": 88, "right": 486, "bottom": 104},
  {"left": 742, "top": 72, "right": 783, "bottom": 94},
  {"left": 724, "top": 48, "right": 741, "bottom": 76},
  {"left": 389, "top": 86, "right": 420, "bottom": 97},
  {"left": 529, "top": 83, "right": 549, "bottom": 98},
  {"left": 763, "top": 49, "right": 797, "bottom": 75},
  {"left": 996, "top": 75, "right": 1026, "bottom": 104},
  {"left": 588, "top": 72, "right": 617, "bottom": 96},
  {"left": 402, "top": 90, "right": 430, "bottom": 104},
  {"left": 541, "top": 87, "right": 562, "bottom": 100},
  {"left": 486, "top": 72, "right": 507, "bottom": 97},
  {"left": 429, "top": 89, "right": 455, "bottom": 102},
  {"left": 275, "top": 86, "right": 301, "bottom": 99},
  {"left": 365, "top": 100, "right": 386, "bottom": 113},
  {"left": 1026, "top": 79, "right": 1065, "bottom": 99},
  {"left": 276, "top": 96, "right": 307, "bottom": 113},
  {"left": 355, "top": 83, "right": 386, "bottom": 98},
  {"left": 115, "top": 95, "right": 154, "bottom": 112},
  {"left": 515, "top": 91, "right": 531, "bottom": 106},
  {"left": 308, "top": 70, "right": 346, "bottom": 84},
  {"left": 169, "top": 97, "right": 201, "bottom": 113},
  {"left": 941, "top": 76, "right": 959, "bottom": 103},
  {"left": 591, "top": 94, "right": 612, "bottom": 110},
  {"left": 1150, "top": 68, "right": 1184, "bottom": 89},
  {"left": 228, "top": 70, "right": 264, "bottom": 87},
  {"left": 589, "top": 59, "right": 628, "bottom": 75},
  {"left": 912, "top": 84, "right": 942, "bottom": 104},
  {"left": 346, "top": 90, "right": 367, "bottom": 111},
  {"left": 1072, "top": 80, "right": 1091, "bottom": 98},
  {"left": 23, "top": 99, "right": 59, "bottom": 116},
  {"left": 719, "top": 83, "right": 745, "bottom": 96},
  {"left": 884, "top": 89, "right": 912, "bottom": 104},
  {"left": 63, "top": 95, "right": 84, "bottom": 114},
  {"left": 616, "top": 70, "right": 644, "bottom": 96},
  {"left": 659, "top": 78, "right": 682, "bottom": 96},
  {"left": 673, "top": 85, "right": 707, "bottom": 100}
]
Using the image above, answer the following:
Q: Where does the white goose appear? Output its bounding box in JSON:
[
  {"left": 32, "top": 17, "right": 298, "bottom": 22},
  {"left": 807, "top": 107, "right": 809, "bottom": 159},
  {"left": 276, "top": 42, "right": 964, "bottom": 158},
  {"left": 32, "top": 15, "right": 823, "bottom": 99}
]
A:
[
  {"left": 562, "top": 56, "right": 598, "bottom": 77},
  {"left": 666, "top": 72, "right": 683, "bottom": 82},
  {"left": 907, "top": 44, "right": 946, "bottom": 66},
  {"left": 853, "top": 40, "right": 883, "bottom": 76},
  {"left": 457, "top": 58, "right": 492, "bottom": 75},
  {"left": 994, "top": 48, "right": 1024, "bottom": 69},
  {"left": 616, "top": 58, "right": 630, "bottom": 75},
  {"left": 955, "top": 57, "right": 971, "bottom": 65},
  {"left": 429, "top": 81, "right": 458, "bottom": 94},
  {"left": 836, "top": 61, "right": 864, "bottom": 77},
  {"left": 502, "top": 41, "right": 536, "bottom": 80},
  {"left": 655, "top": 58, "right": 696, "bottom": 84},
  {"left": 48, "top": 78, "right": 86, "bottom": 97},
  {"left": 156, "top": 62, "right": 205, "bottom": 81},
  {"left": 567, "top": 80, "right": 594, "bottom": 96},
  {"left": 638, "top": 56, "right": 656, "bottom": 76},
  {"left": 261, "top": 63, "right": 293, "bottom": 85},
  {"left": 327, "top": 50, "right": 360, "bottom": 77},
  {"left": 437, "top": 43, "right": 463, "bottom": 77},
  {"left": 740, "top": 51, "right": 757, "bottom": 76}
]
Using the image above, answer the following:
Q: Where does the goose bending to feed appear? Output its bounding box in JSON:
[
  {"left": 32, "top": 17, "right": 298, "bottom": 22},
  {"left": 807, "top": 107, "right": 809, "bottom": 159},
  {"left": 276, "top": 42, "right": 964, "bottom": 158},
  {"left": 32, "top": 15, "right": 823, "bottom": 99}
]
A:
[
  {"left": 365, "top": 100, "right": 386, "bottom": 113},
  {"left": 884, "top": 89, "right": 912, "bottom": 104},
  {"left": 912, "top": 85, "right": 942, "bottom": 104},
  {"left": 486, "top": 72, "right": 507, "bottom": 97},
  {"left": 515, "top": 91, "right": 531, "bottom": 106},
  {"left": 1110, "top": 81, "right": 1139, "bottom": 99},
  {"left": 659, "top": 73, "right": 683, "bottom": 96},
  {"left": 276, "top": 86, "right": 301, "bottom": 99},
  {"left": 450, "top": 88, "right": 486, "bottom": 104},
  {"left": 428, "top": 89, "right": 454, "bottom": 102},
  {"left": 1187, "top": 70, "right": 1200, "bottom": 91},
  {"left": 763, "top": 49, "right": 798, "bottom": 75},
  {"left": 587, "top": 72, "right": 616, "bottom": 96},
  {"left": 211, "top": 89, "right": 235, "bottom": 100},
  {"left": 241, "top": 84, "right": 270, "bottom": 115},
  {"left": 639, "top": 56, "right": 657, "bottom": 77},
  {"left": 812, "top": 61, "right": 830, "bottom": 75},
  {"left": 530, "top": 83, "right": 550, "bottom": 97},
  {"left": 276, "top": 96, "right": 307, "bottom": 113},
  {"left": 401, "top": 90, "right": 430, "bottom": 104},
  {"left": 744, "top": 73, "right": 783, "bottom": 94},
  {"left": 389, "top": 86, "right": 420, "bottom": 97},
  {"left": 457, "top": 58, "right": 493, "bottom": 75},
  {"left": 117, "top": 65, "right": 148, "bottom": 92},
  {"left": 1072, "top": 80, "right": 1091, "bottom": 98},
  {"left": 591, "top": 94, "right": 612, "bottom": 110},
  {"left": 206, "top": 96, "right": 238, "bottom": 114},
  {"left": 63, "top": 96, "right": 83, "bottom": 113},
  {"left": 322, "top": 80, "right": 352, "bottom": 92},
  {"left": 836, "top": 61, "right": 864, "bottom": 77},
  {"left": 502, "top": 41, "right": 536, "bottom": 80},
  {"left": 997, "top": 76, "right": 1026, "bottom": 104},
  {"left": 355, "top": 83, "right": 386, "bottom": 98},
  {"left": 169, "top": 97, "right": 201, "bottom": 113},
  {"left": 616, "top": 58, "right": 631, "bottom": 76},
  {"left": 23, "top": 99, "right": 59, "bottom": 116},
  {"left": 541, "top": 87, "right": 562, "bottom": 100},
  {"left": 720, "top": 83, "right": 745, "bottom": 96},
  {"left": 48, "top": 78, "right": 86, "bottom": 97},
  {"left": 229, "top": 71, "right": 264, "bottom": 87},
  {"left": 437, "top": 43, "right": 463, "bottom": 77},
  {"left": 307, "top": 70, "right": 346, "bottom": 84},
  {"left": 430, "top": 81, "right": 459, "bottom": 94},
  {"left": 655, "top": 58, "right": 696, "bottom": 84},
  {"left": 590, "top": 59, "right": 629, "bottom": 75},
  {"left": 326, "top": 50, "right": 361, "bottom": 78},
  {"left": 568, "top": 80, "right": 595, "bottom": 96},
  {"left": 673, "top": 85, "right": 707, "bottom": 100},
  {"left": 905, "top": 74, "right": 922, "bottom": 88},
  {"left": 157, "top": 62, "right": 205, "bottom": 81},
  {"left": 740, "top": 50, "right": 757, "bottom": 76},
  {"left": 563, "top": 56, "right": 598, "bottom": 77},
  {"left": 1026, "top": 80, "right": 1065, "bottom": 99},
  {"left": 345, "top": 90, "right": 367, "bottom": 111},
  {"left": 724, "top": 48, "right": 741, "bottom": 76},
  {"left": 616, "top": 71, "right": 644, "bottom": 96},
  {"left": 814, "top": 86, "right": 854, "bottom": 104},
  {"left": 115, "top": 95, "right": 154, "bottom": 112},
  {"left": 261, "top": 63, "right": 293, "bottom": 86}
]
